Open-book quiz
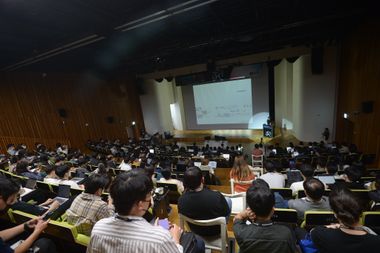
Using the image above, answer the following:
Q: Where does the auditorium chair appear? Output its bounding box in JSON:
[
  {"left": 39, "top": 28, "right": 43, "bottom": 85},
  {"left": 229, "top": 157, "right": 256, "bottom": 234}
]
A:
[
  {"left": 179, "top": 214, "right": 231, "bottom": 253},
  {"left": 230, "top": 179, "right": 253, "bottom": 194},
  {"left": 221, "top": 192, "right": 246, "bottom": 215},
  {"left": 301, "top": 211, "right": 337, "bottom": 230},
  {"left": 272, "top": 208, "right": 298, "bottom": 227},
  {"left": 271, "top": 188, "right": 293, "bottom": 199},
  {"left": 251, "top": 155, "right": 263, "bottom": 168},
  {"left": 11, "top": 209, "right": 90, "bottom": 246},
  {"left": 362, "top": 211, "right": 380, "bottom": 234},
  {"left": 156, "top": 182, "right": 181, "bottom": 204}
]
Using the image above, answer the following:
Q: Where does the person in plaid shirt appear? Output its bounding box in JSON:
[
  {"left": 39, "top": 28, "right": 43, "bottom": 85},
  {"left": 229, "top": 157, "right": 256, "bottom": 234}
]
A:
[{"left": 66, "top": 174, "right": 114, "bottom": 235}]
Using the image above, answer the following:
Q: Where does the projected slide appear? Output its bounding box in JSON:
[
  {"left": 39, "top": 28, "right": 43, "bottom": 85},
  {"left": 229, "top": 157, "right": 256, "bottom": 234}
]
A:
[{"left": 193, "top": 79, "right": 252, "bottom": 124}]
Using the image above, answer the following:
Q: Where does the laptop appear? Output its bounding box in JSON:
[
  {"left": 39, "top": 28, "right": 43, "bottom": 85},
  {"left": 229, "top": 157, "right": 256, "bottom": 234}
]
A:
[
  {"left": 53, "top": 184, "right": 71, "bottom": 204},
  {"left": 316, "top": 176, "right": 336, "bottom": 185}
]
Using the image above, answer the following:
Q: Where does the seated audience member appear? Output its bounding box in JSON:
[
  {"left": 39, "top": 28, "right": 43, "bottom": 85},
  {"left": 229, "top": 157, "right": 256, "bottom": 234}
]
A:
[
  {"left": 334, "top": 166, "right": 364, "bottom": 189},
  {"left": 14, "top": 160, "right": 44, "bottom": 181},
  {"left": 323, "top": 163, "right": 338, "bottom": 176},
  {"left": 252, "top": 179, "right": 288, "bottom": 208},
  {"left": 87, "top": 171, "right": 188, "bottom": 253},
  {"left": 0, "top": 178, "right": 56, "bottom": 253},
  {"left": 118, "top": 156, "right": 132, "bottom": 171},
  {"left": 66, "top": 174, "right": 114, "bottom": 236},
  {"left": 289, "top": 163, "right": 315, "bottom": 196},
  {"left": 94, "top": 163, "right": 113, "bottom": 191},
  {"left": 288, "top": 178, "right": 331, "bottom": 220},
  {"left": 311, "top": 186, "right": 380, "bottom": 253},
  {"left": 178, "top": 167, "right": 230, "bottom": 236},
  {"left": 199, "top": 158, "right": 213, "bottom": 174},
  {"left": 44, "top": 165, "right": 82, "bottom": 189},
  {"left": 259, "top": 161, "right": 286, "bottom": 188},
  {"left": 252, "top": 144, "right": 263, "bottom": 158},
  {"left": 158, "top": 167, "right": 184, "bottom": 194},
  {"left": 43, "top": 165, "right": 58, "bottom": 180},
  {"left": 369, "top": 174, "right": 380, "bottom": 211},
  {"left": 230, "top": 156, "right": 255, "bottom": 193},
  {"left": 233, "top": 185, "right": 297, "bottom": 253}
]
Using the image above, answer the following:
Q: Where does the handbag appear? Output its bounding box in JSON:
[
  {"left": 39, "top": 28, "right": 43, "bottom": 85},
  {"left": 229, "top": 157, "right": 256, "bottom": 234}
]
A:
[{"left": 299, "top": 233, "right": 318, "bottom": 253}]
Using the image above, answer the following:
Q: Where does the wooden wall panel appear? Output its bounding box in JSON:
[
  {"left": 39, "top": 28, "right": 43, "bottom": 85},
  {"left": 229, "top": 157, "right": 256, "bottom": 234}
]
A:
[
  {"left": 336, "top": 19, "right": 380, "bottom": 166},
  {"left": 0, "top": 72, "right": 144, "bottom": 152}
]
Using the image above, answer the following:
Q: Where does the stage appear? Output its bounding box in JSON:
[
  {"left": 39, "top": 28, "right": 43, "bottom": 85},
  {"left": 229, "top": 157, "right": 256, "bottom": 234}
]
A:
[
  {"left": 173, "top": 129, "right": 271, "bottom": 144},
  {"left": 171, "top": 128, "right": 299, "bottom": 147}
]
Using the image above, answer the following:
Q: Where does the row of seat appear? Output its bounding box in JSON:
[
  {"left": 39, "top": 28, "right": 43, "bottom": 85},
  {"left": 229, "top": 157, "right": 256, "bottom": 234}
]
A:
[
  {"left": 179, "top": 209, "right": 380, "bottom": 253},
  {"left": 0, "top": 208, "right": 89, "bottom": 247}
]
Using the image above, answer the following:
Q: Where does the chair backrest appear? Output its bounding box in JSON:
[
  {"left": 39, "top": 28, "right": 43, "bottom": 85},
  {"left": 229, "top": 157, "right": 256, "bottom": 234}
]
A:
[
  {"left": 271, "top": 188, "right": 293, "bottom": 199},
  {"left": 230, "top": 179, "right": 253, "bottom": 194},
  {"left": 297, "top": 189, "right": 331, "bottom": 199},
  {"left": 179, "top": 214, "right": 228, "bottom": 253},
  {"left": 272, "top": 208, "right": 298, "bottom": 227},
  {"left": 250, "top": 166, "right": 264, "bottom": 177},
  {"left": 302, "top": 211, "right": 337, "bottom": 230},
  {"left": 221, "top": 192, "right": 246, "bottom": 214},
  {"left": 362, "top": 211, "right": 380, "bottom": 234},
  {"left": 251, "top": 155, "right": 263, "bottom": 163},
  {"left": 36, "top": 181, "right": 53, "bottom": 192},
  {"left": 11, "top": 209, "right": 89, "bottom": 246},
  {"left": 156, "top": 182, "right": 180, "bottom": 204}
]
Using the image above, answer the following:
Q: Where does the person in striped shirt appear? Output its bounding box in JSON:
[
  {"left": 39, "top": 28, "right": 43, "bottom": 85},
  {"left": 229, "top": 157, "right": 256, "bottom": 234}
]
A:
[{"left": 87, "top": 171, "right": 183, "bottom": 253}]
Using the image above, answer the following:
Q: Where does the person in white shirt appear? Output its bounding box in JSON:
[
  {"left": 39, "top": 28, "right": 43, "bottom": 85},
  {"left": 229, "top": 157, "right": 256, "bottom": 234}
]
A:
[
  {"left": 118, "top": 157, "right": 132, "bottom": 171},
  {"left": 159, "top": 167, "right": 184, "bottom": 194},
  {"left": 289, "top": 164, "right": 315, "bottom": 196},
  {"left": 260, "top": 161, "right": 286, "bottom": 188},
  {"left": 87, "top": 171, "right": 184, "bottom": 253}
]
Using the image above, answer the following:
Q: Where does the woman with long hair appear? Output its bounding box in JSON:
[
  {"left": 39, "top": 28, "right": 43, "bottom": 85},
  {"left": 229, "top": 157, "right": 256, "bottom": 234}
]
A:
[{"left": 230, "top": 155, "right": 255, "bottom": 193}]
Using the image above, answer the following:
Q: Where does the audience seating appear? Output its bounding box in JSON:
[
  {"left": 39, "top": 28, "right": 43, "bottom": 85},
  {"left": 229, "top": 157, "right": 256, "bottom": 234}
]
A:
[
  {"left": 179, "top": 214, "right": 230, "bottom": 253},
  {"left": 230, "top": 179, "right": 253, "bottom": 194},
  {"left": 297, "top": 189, "right": 331, "bottom": 199},
  {"left": 11, "top": 209, "right": 90, "bottom": 247},
  {"left": 272, "top": 208, "right": 298, "bottom": 227},
  {"left": 301, "top": 211, "right": 337, "bottom": 230},
  {"left": 362, "top": 211, "right": 380, "bottom": 234},
  {"left": 221, "top": 192, "right": 246, "bottom": 215},
  {"left": 250, "top": 166, "right": 264, "bottom": 177},
  {"left": 271, "top": 188, "right": 293, "bottom": 199},
  {"left": 156, "top": 182, "right": 181, "bottom": 204},
  {"left": 251, "top": 155, "right": 264, "bottom": 168},
  {"left": 36, "top": 181, "right": 53, "bottom": 192}
]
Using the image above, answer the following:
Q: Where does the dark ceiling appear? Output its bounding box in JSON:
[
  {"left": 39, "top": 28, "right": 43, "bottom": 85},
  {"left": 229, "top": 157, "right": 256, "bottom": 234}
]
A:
[{"left": 0, "top": 0, "right": 374, "bottom": 75}]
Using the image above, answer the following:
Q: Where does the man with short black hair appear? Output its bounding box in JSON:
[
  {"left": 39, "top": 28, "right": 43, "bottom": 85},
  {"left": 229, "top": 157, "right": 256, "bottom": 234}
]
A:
[
  {"left": 178, "top": 167, "right": 230, "bottom": 236},
  {"left": 289, "top": 163, "right": 315, "bottom": 196},
  {"left": 87, "top": 171, "right": 184, "bottom": 253},
  {"left": 259, "top": 161, "right": 286, "bottom": 188},
  {"left": 0, "top": 178, "right": 55, "bottom": 253},
  {"left": 233, "top": 185, "right": 296, "bottom": 253},
  {"left": 66, "top": 174, "right": 114, "bottom": 236},
  {"left": 288, "top": 178, "right": 331, "bottom": 220}
]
